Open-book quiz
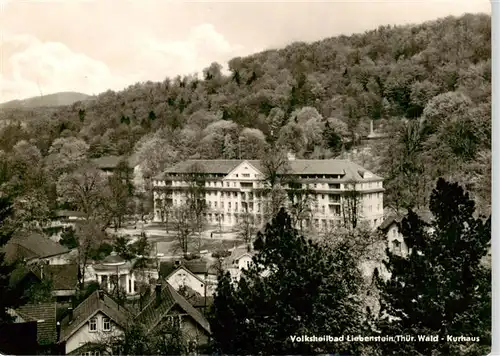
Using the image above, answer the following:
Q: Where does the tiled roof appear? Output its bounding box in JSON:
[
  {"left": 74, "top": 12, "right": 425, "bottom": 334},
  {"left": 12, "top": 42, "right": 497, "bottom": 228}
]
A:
[
  {"left": 156, "top": 159, "right": 382, "bottom": 181},
  {"left": 16, "top": 302, "right": 57, "bottom": 344},
  {"left": 60, "top": 290, "right": 133, "bottom": 342},
  {"left": 7, "top": 231, "right": 69, "bottom": 259},
  {"left": 91, "top": 155, "right": 135, "bottom": 169},
  {"left": 36, "top": 264, "right": 79, "bottom": 290},
  {"left": 137, "top": 283, "right": 211, "bottom": 335},
  {"left": 159, "top": 259, "right": 214, "bottom": 278}
]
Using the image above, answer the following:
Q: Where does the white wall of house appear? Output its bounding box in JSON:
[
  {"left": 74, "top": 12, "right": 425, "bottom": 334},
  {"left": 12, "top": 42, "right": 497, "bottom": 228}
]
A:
[
  {"left": 167, "top": 267, "right": 214, "bottom": 297},
  {"left": 386, "top": 224, "right": 409, "bottom": 257},
  {"left": 227, "top": 254, "right": 253, "bottom": 283},
  {"left": 65, "top": 312, "right": 124, "bottom": 354}
]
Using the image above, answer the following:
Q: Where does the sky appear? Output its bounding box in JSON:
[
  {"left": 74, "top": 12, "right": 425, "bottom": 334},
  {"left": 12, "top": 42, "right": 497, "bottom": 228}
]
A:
[{"left": 0, "top": 0, "right": 491, "bottom": 103}]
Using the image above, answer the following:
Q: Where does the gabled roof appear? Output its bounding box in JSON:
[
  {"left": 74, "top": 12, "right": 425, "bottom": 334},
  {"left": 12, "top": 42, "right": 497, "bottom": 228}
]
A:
[
  {"left": 164, "top": 265, "right": 206, "bottom": 285},
  {"left": 6, "top": 231, "right": 69, "bottom": 259},
  {"left": 60, "top": 290, "right": 133, "bottom": 342},
  {"left": 227, "top": 245, "right": 255, "bottom": 264},
  {"left": 379, "top": 210, "right": 433, "bottom": 232},
  {"left": 137, "top": 283, "right": 211, "bottom": 335},
  {"left": 15, "top": 302, "right": 57, "bottom": 344},
  {"left": 156, "top": 159, "right": 382, "bottom": 181},
  {"left": 9, "top": 265, "right": 41, "bottom": 288}
]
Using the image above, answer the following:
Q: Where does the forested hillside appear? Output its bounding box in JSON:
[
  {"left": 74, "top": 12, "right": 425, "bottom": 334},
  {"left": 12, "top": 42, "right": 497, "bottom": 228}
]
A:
[{"left": 0, "top": 13, "right": 491, "bottom": 214}]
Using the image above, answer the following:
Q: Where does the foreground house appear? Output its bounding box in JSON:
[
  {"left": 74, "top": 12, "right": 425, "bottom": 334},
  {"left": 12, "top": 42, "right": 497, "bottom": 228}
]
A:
[
  {"left": 137, "top": 283, "right": 211, "bottom": 349},
  {"left": 59, "top": 290, "right": 133, "bottom": 355},
  {"left": 3, "top": 231, "right": 73, "bottom": 265},
  {"left": 6, "top": 302, "right": 63, "bottom": 354},
  {"left": 152, "top": 158, "right": 385, "bottom": 231},
  {"left": 9, "top": 302, "right": 58, "bottom": 345}
]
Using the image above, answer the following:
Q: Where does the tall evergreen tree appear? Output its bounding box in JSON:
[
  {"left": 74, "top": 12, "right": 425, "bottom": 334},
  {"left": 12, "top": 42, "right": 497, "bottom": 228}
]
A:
[
  {"left": 210, "top": 208, "right": 368, "bottom": 355},
  {"left": 0, "top": 195, "right": 20, "bottom": 324},
  {"left": 375, "top": 178, "right": 491, "bottom": 355}
]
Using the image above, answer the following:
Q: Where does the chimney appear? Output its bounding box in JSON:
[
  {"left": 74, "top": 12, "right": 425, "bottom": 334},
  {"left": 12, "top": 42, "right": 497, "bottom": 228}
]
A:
[
  {"left": 98, "top": 290, "right": 105, "bottom": 301},
  {"left": 40, "top": 264, "right": 44, "bottom": 279},
  {"left": 56, "top": 321, "right": 61, "bottom": 341},
  {"left": 370, "top": 120, "right": 374, "bottom": 136},
  {"left": 67, "top": 307, "right": 73, "bottom": 323},
  {"left": 155, "top": 284, "right": 162, "bottom": 306}
]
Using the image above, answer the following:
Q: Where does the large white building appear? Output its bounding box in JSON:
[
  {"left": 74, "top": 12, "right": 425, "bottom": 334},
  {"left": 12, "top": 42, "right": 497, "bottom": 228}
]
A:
[{"left": 152, "top": 157, "right": 385, "bottom": 231}]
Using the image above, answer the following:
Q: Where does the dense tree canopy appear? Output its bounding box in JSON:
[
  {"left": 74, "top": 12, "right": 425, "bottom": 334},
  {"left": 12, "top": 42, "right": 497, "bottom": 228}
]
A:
[
  {"left": 375, "top": 178, "right": 491, "bottom": 356},
  {"left": 0, "top": 13, "right": 490, "bottom": 214},
  {"left": 210, "top": 208, "right": 369, "bottom": 355}
]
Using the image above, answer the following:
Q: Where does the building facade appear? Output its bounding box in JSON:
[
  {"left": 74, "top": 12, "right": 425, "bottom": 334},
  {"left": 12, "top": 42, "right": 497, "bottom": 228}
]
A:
[{"left": 152, "top": 158, "right": 385, "bottom": 231}]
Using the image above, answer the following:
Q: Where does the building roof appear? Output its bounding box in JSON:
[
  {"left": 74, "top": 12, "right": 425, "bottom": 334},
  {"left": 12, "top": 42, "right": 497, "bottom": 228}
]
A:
[
  {"left": 226, "top": 245, "right": 255, "bottom": 265},
  {"left": 59, "top": 290, "right": 133, "bottom": 342},
  {"left": 379, "top": 210, "right": 433, "bottom": 232},
  {"left": 36, "top": 264, "right": 79, "bottom": 290},
  {"left": 7, "top": 231, "right": 69, "bottom": 259},
  {"left": 159, "top": 259, "right": 214, "bottom": 278},
  {"left": 91, "top": 155, "right": 135, "bottom": 170},
  {"left": 101, "top": 252, "right": 126, "bottom": 265},
  {"left": 137, "top": 282, "right": 211, "bottom": 335},
  {"left": 15, "top": 302, "right": 57, "bottom": 344},
  {"left": 155, "top": 159, "right": 382, "bottom": 181},
  {"left": 9, "top": 265, "right": 41, "bottom": 289}
]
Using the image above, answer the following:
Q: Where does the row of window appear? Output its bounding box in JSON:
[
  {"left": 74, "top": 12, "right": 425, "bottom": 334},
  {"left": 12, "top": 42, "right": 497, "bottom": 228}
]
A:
[
  {"left": 80, "top": 351, "right": 100, "bottom": 356},
  {"left": 205, "top": 212, "right": 259, "bottom": 225},
  {"left": 89, "top": 317, "right": 111, "bottom": 332},
  {"left": 166, "top": 191, "right": 379, "bottom": 202},
  {"left": 157, "top": 179, "right": 383, "bottom": 190}
]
